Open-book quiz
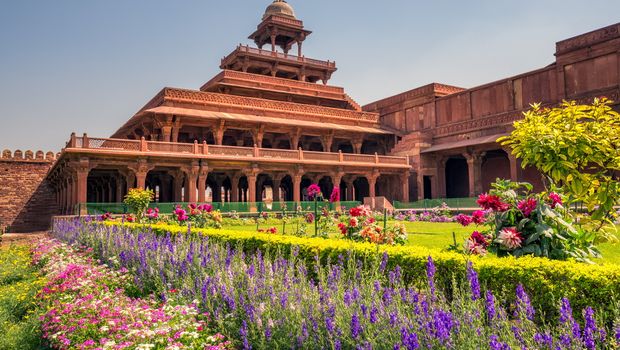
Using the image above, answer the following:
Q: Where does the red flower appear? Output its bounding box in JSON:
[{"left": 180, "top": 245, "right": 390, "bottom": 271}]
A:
[
  {"left": 169, "top": 289, "right": 178, "bottom": 293},
  {"left": 349, "top": 207, "right": 362, "bottom": 217},
  {"left": 337, "top": 223, "right": 347, "bottom": 235},
  {"left": 477, "top": 194, "right": 509, "bottom": 212},
  {"left": 517, "top": 198, "right": 537, "bottom": 217},
  {"left": 329, "top": 187, "right": 340, "bottom": 203},
  {"left": 470, "top": 231, "right": 489, "bottom": 247}
]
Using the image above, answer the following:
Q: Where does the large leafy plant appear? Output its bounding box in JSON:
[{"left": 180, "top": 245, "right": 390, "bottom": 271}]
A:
[
  {"left": 460, "top": 180, "right": 600, "bottom": 262},
  {"left": 499, "top": 98, "right": 620, "bottom": 237},
  {"left": 123, "top": 188, "right": 153, "bottom": 223}
]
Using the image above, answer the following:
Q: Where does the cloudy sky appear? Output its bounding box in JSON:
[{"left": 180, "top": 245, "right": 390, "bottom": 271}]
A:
[{"left": 1, "top": 0, "right": 619, "bottom": 151}]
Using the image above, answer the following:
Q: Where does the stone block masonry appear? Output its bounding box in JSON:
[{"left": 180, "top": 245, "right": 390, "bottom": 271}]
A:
[{"left": 0, "top": 150, "right": 58, "bottom": 232}]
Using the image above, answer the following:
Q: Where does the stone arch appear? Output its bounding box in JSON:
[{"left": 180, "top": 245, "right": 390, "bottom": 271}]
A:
[
  {"left": 35, "top": 151, "right": 44, "bottom": 159},
  {"left": 145, "top": 171, "right": 174, "bottom": 203},
  {"left": 257, "top": 173, "right": 274, "bottom": 202},
  {"left": 280, "top": 175, "right": 294, "bottom": 201},
  {"left": 445, "top": 156, "right": 469, "bottom": 198},
  {"left": 45, "top": 151, "right": 55, "bottom": 160},
  {"left": 24, "top": 150, "right": 34, "bottom": 160},
  {"left": 87, "top": 169, "right": 124, "bottom": 204},
  {"left": 318, "top": 176, "right": 334, "bottom": 199},
  {"left": 2, "top": 150, "right": 11, "bottom": 158},
  {"left": 13, "top": 150, "right": 23, "bottom": 159}
]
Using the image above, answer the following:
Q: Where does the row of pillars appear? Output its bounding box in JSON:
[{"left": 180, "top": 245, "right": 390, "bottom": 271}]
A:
[{"left": 419, "top": 150, "right": 519, "bottom": 200}]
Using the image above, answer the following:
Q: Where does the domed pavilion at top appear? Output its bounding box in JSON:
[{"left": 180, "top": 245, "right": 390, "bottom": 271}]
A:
[{"left": 220, "top": 0, "right": 335, "bottom": 84}]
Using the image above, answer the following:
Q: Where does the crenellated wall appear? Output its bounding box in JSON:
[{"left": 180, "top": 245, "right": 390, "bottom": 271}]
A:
[{"left": 0, "top": 149, "right": 59, "bottom": 232}]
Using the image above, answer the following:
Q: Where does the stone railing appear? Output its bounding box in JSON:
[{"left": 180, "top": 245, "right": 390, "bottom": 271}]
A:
[
  {"left": 65, "top": 134, "right": 410, "bottom": 168},
  {"left": 201, "top": 70, "right": 345, "bottom": 94},
  {"left": 222, "top": 45, "right": 336, "bottom": 69}
]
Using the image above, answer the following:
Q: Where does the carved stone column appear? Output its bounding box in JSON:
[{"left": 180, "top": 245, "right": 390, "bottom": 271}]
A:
[
  {"left": 161, "top": 125, "right": 172, "bottom": 143},
  {"left": 292, "top": 168, "right": 304, "bottom": 205},
  {"left": 400, "top": 172, "right": 410, "bottom": 202},
  {"left": 272, "top": 177, "right": 281, "bottom": 202},
  {"left": 465, "top": 152, "right": 483, "bottom": 197},
  {"left": 290, "top": 128, "right": 301, "bottom": 150},
  {"left": 352, "top": 136, "right": 364, "bottom": 154},
  {"left": 231, "top": 173, "right": 240, "bottom": 202},
  {"left": 368, "top": 172, "right": 379, "bottom": 198},
  {"left": 115, "top": 175, "right": 124, "bottom": 203},
  {"left": 215, "top": 120, "right": 226, "bottom": 146},
  {"left": 245, "top": 167, "right": 260, "bottom": 212},
  {"left": 198, "top": 166, "right": 208, "bottom": 203},
  {"left": 183, "top": 163, "right": 199, "bottom": 203},
  {"left": 74, "top": 158, "right": 90, "bottom": 215}
]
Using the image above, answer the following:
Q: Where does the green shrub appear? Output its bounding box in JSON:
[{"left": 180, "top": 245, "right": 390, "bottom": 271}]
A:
[
  {"left": 123, "top": 188, "right": 154, "bottom": 222},
  {"left": 102, "top": 221, "right": 620, "bottom": 323}
]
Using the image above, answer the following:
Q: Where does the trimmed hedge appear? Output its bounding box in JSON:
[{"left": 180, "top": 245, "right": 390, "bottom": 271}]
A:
[{"left": 100, "top": 221, "right": 620, "bottom": 322}]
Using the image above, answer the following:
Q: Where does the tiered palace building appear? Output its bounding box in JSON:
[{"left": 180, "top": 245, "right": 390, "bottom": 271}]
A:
[{"left": 1, "top": 1, "right": 619, "bottom": 230}]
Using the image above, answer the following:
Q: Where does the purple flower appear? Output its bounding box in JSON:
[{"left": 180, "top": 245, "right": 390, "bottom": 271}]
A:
[
  {"left": 485, "top": 290, "right": 496, "bottom": 321},
  {"left": 426, "top": 256, "right": 436, "bottom": 298},
  {"left": 515, "top": 284, "right": 535, "bottom": 321},
  {"left": 400, "top": 328, "right": 419, "bottom": 350},
  {"left": 583, "top": 307, "right": 598, "bottom": 350},
  {"left": 466, "top": 262, "right": 480, "bottom": 301},
  {"left": 351, "top": 312, "right": 362, "bottom": 339}
]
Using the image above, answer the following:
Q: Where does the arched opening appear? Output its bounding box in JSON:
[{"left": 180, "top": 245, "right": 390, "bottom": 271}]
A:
[
  {"left": 481, "top": 150, "right": 511, "bottom": 193},
  {"left": 280, "top": 175, "right": 293, "bottom": 201},
  {"left": 300, "top": 177, "right": 313, "bottom": 201},
  {"left": 445, "top": 157, "right": 469, "bottom": 198},
  {"left": 353, "top": 177, "right": 370, "bottom": 202},
  {"left": 145, "top": 171, "right": 175, "bottom": 203},
  {"left": 334, "top": 140, "right": 354, "bottom": 153},
  {"left": 257, "top": 174, "right": 274, "bottom": 203},
  {"left": 318, "top": 176, "right": 334, "bottom": 199},
  {"left": 361, "top": 140, "right": 386, "bottom": 155},
  {"left": 222, "top": 129, "right": 254, "bottom": 147}
]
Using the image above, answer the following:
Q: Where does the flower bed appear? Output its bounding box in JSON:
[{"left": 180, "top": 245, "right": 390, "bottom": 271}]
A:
[
  {"left": 51, "top": 219, "right": 620, "bottom": 349},
  {"left": 0, "top": 245, "right": 46, "bottom": 349},
  {"left": 33, "top": 238, "right": 231, "bottom": 349},
  {"left": 54, "top": 218, "right": 620, "bottom": 326}
]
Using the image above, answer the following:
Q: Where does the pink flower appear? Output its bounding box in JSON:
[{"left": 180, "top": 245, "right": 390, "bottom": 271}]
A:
[
  {"left": 329, "top": 187, "right": 340, "bottom": 203},
  {"left": 496, "top": 228, "right": 523, "bottom": 250},
  {"left": 455, "top": 214, "right": 473, "bottom": 227},
  {"left": 307, "top": 184, "right": 322, "bottom": 200},
  {"left": 549, "top": 192, "right": 562, "bottom": 208},
  {"left": 471, "top": 210, "right": 486, "bottom": 224},
  {"left": 198, "top": 204, "right": 213, "bottom": 212},
  {"left": 517, "top": 198, "right": 537, "bottom": 217}
]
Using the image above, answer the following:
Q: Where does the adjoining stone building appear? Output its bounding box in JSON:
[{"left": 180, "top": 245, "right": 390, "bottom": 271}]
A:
[{"left": 2, "top": 1, "right": 620, "bottom": 231}]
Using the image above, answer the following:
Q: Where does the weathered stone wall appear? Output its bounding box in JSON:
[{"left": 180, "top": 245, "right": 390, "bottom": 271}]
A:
[{"left": 0, "top": 150, "right": 58, "bottom": 232}]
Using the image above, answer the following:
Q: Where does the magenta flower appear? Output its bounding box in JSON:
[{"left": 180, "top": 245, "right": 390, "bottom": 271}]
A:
[
  {"left": 549, "top": 192, "right": 562, "bottom": 208},
  {"left": 307, "top": 184, "right": 322, "bottom": 200},
  {"left": 517, "top": 198, "right": 537, "bottom": 217},
  {"left": 329, "top": 187, "right": 340, "bottom": 203}
]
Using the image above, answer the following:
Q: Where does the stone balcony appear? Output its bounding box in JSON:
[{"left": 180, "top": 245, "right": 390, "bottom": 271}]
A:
[{"left": 64, "top": 135, "right": 410, "bottom": 170}]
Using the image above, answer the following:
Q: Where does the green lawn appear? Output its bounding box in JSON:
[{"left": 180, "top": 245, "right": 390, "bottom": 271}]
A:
[{"left": 243, "top": 219, "right": 620, "bottom": 265}]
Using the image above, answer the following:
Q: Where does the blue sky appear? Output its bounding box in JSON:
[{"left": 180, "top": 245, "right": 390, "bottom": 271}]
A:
[{"left": 1, "top": 0, "right": 619, "bottom": 151}]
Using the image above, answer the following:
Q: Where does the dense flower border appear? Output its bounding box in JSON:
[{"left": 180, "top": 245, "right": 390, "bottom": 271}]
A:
[
  {"left": 33, "top": 239, "right": 231, "bottom": 350},
  {"left": 51, "top": 220, "right": 620, "bottom": 349}
]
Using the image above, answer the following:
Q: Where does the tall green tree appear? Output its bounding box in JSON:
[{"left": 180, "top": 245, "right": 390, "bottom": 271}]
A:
[{"left": 500, "top": 98, "right": 620, "bottom": 234}]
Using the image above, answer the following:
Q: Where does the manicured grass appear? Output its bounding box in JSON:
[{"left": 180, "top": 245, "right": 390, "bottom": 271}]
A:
[{"left": 243, "top": 219, "right": 620, "bottom": 265}]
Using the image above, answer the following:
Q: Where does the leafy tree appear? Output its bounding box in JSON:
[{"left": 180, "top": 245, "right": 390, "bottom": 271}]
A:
[
  {"left": 123, "top": 188, "right": 154, "bottom": 223},
  {"left": 500, "top": 98, "right": 620, "bottom": 236}
]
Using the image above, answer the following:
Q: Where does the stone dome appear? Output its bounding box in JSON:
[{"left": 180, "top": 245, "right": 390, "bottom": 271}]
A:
[{"left": 262, "top": 0, "right": 296, "bottom": 20}]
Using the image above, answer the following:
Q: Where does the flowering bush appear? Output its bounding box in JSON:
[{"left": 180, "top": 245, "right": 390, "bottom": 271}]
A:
[
  {"left": 33, "top": 238, "right": 231, "bottom": 350},
  {"left": 460, "top": 179, "right": 600, "bottom": 262},
  {"left": 307, "top": 183, "right": 322, "bottom": 200},
  {"left": 258, "top": 226, "right": 278, "bottom": 234},
  {"left": 173, "top": 204, "right": 222, "bottom": 229},
  {"left": 51, "top": 221, "right": 620, "bottom": 349},
  {"left": 338, "top": 205, "right": 407, "bottom": 245},
  {"left": 123, "top": 188, "right": 154, "bottom": 222}
]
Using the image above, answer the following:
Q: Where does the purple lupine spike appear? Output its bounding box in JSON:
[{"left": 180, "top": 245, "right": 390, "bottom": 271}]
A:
[
  {"left": 485, "top": 290, "right": 496, "bottom": 322},
  {"left": 583, "top": 307, "right": 598, "bottom": 350},
  {"left": 426, "top": 256, "right": 436, "bottom": 299},
  {"left": 351, "top": 312, "right": 362, "bottom": 339},
  {"left": 515, "top": 284, "right": 535, "bottom": 321},
  {"left": 466, "top": 262, "right": 480, "bottom": 301}
]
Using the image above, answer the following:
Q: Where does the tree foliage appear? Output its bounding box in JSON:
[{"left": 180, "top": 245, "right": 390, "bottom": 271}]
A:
[{"left": 499, "top": 98, "right": 620, "bottom": 234}]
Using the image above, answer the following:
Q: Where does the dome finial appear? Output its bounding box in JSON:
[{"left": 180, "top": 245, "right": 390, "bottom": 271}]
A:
[{"left": 263, "top": 0, "right": 296, "bottom": 20}]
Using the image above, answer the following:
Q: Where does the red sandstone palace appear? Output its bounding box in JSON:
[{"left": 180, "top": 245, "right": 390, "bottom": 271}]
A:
[{"left": 2, "top": 1, "right": 620, "bottom": 231}]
